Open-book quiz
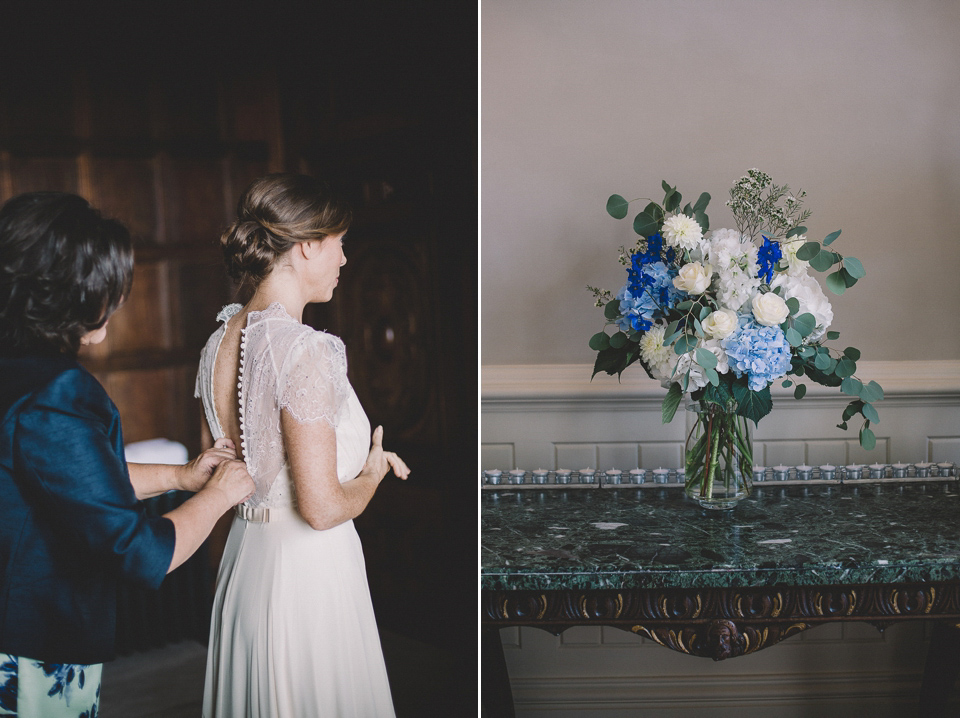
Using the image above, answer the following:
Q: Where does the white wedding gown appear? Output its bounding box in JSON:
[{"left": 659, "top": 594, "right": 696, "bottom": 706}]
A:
[{"left": 195, "top": 303, "right": 395, "bottom": 717}]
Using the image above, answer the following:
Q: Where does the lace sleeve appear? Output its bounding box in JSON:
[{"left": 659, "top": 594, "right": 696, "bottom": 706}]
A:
[{"left": 277, "top": 330, "right": 350, "bottom": 427}]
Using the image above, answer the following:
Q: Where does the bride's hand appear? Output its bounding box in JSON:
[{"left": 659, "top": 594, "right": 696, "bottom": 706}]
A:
[{"left": 363, "top": 426, "right": 411, "bottom": 482}]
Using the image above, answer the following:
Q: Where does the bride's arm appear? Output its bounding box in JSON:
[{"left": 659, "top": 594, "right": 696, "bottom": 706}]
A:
[{"left": 283, "top": 414, "right": 408, "bottom": 530}]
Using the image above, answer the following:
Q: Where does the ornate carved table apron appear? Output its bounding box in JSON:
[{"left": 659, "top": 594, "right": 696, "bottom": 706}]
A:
[{"left": 481, "top": 480, "right": 960, "bottom": 715}]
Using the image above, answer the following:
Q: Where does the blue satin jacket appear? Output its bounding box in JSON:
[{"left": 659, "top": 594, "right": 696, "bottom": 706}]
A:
[{"left": 0, "top": 354, "right": 175, "bottom": 664}]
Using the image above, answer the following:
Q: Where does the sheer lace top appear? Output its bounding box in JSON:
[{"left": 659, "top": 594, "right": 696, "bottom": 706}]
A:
[{"left": 195, "top": 303, "right": 369, "bottom": 509}]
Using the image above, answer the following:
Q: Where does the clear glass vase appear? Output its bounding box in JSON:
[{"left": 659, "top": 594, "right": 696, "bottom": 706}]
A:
[{"left": 684, "top": 401, "right": 753, "bottom": 510}]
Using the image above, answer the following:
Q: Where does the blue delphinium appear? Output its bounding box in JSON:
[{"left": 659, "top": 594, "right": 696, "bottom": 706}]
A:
[
  {"left": 616, "top": 260, "right": 681, "bottom": 332},
  {"left": 757, "top": 236, "right": 782, "bottom": 284},
  {"left": 722, "top": 317, "right": 792, "bottom": 391}
]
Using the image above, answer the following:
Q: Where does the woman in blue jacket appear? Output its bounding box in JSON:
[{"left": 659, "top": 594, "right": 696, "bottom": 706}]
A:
[{"left": 0, "top": 192, "right": 254, "bottom": 718}]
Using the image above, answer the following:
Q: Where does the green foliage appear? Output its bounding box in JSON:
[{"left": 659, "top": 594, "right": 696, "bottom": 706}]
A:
[
  {"left": 661, "top": 382, "right": 684, "bottom": 423},
  {"left": 633, "top": 211, "right": 660, "bottom": 238},
  {"left": 732, "top": 382, "right": 773, "bottom": 425},
  {"left": 589, "top": 332, "right": 610, "bottom": 351},
  {"left": 606, "top": 194, "right": 629, "bottom": 220}
]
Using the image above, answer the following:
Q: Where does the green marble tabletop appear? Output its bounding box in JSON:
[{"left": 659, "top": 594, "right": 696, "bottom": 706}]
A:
[{"left": 481, "top": 482, "right": 960, "bottom": 591}]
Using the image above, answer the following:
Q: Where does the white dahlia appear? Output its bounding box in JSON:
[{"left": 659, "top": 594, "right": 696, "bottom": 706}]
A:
[{"left": 661, "top": 214, "right": 704, "bottom": 251}]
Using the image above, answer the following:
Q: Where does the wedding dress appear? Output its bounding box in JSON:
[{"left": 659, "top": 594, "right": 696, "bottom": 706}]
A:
[{"left": 196, "top": 303, "right": 395, "bottom": 717}]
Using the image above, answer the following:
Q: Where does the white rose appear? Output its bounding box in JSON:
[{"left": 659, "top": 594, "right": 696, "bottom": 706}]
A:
[
  {"left": 702, "top": 309, "right": 738, "bottom": 339},
  {"left": 770, "top": 271, "right": 834, "bottom": 341},
  {"left": 661, "top": 214, "right": 704, "bottom": 251},
  {"left": 752, "top": 292, "right": 789, "bottom": 327},
  {"left": 672, "top": 262, "right": 712, "bottom": 294}
]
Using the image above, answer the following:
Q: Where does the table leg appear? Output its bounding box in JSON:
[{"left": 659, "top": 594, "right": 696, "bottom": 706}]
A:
[
  {"left": 482, "top": 626, "right": 516, "bottom": 718},
  {"left": 919, "top": 621, "right": 960, "bottom": 715}
]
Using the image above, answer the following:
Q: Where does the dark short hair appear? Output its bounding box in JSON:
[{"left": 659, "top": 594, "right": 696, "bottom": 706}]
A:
[
  {"left": 0, "top": 192, "right": 133, "bottom": 356},
  {"left": 221, "top": 174, "right": 352, "bottom": 287}
]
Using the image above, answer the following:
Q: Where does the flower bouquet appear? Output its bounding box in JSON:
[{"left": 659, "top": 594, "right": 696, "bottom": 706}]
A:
[{"left": 588, "top": 169, "right": 883, "bottom": 509}]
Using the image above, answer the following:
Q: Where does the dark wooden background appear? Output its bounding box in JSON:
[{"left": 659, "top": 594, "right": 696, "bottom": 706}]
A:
[{"left": 0, "top": 0, "right": 476, "bottom": 703}]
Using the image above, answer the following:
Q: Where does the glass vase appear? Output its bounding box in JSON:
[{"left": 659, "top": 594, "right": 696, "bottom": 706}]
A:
[{"left": 684, "top": 401, "right": 753, "bottom": 510}]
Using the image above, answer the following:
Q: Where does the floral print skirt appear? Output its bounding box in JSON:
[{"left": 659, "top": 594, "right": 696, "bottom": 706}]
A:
[{"left": 0, "top": 655, "right": 100, "bottom": 718}]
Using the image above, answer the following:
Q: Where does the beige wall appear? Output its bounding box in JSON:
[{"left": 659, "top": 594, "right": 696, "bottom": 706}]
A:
[{"left": 481, "top": 0, "right": 960, "bottom": 365}]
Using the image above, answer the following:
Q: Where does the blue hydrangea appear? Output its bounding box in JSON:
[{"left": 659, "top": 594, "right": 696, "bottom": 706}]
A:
[
  {"left": 616, "top": 260, "right": 681, "bottom": 332},
  {"left": 722, "top": 317, "right": 792, "bottom": 391},
  {"left": 757, "top": 236, "right": 782, "bottom": 283}
]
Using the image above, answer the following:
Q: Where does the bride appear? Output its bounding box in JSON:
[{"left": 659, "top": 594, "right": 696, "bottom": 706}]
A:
[{"left": 196, "top": 173, "right": 410, "bottom": 717}]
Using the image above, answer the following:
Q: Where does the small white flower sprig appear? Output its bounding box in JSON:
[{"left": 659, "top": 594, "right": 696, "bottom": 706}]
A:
[{"left": 587, "top": 170, "right": 883, "bottom": 449}]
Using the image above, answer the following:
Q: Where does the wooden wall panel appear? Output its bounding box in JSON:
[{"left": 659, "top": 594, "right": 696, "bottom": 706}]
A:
[
  {"left": 160, "top": 156, "right": 228, "bottom": 244},
  {"left": 8, "top": 156, "right": 79, "bottom": 194},
  {"left": 89, "top": 157, "right": 159, "bottom": 241}
]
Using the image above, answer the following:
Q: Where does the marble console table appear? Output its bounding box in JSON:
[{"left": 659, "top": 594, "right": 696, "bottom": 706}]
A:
[{"left": 481, "top": 480, "right": 960, "bottom": 714}]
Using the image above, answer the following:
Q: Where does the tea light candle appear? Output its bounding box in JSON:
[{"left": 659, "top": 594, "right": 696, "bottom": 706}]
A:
[
  {"left": 579, "top": 468, "right": 597, "bottom": 484},
  {"left": 604, "top": 469, "right": 623, "bottom": 485},
  {"left": 796, "top": 464, "right": 813, "bottom": 481},
  {"left": 532, "top": 468, "right": 549, "bottom": 484},
  {"left": 819, "top": 464, "right": 837, "bottom": 481},
  {"left": 891, "top": 462, "right": 910, "bottom": 478},
  {"left": 772, "top": 465, "right": 790, "bottom": 481},
  {"left": 652, "top": 467, "right": 670, "bottom": 485},
  {"left": 868, "top": 463, "right": 887, "bottom": 480},
  {"left": 628, "top": 468, "right": 646, "bottom": 484},
  {"left": 915, "top": 462, "right": 933, "bottom": 478},
  {"left": 508, "top": 469, "right": 526, "bottom": 485},
  {"left": 483, "top": 469, "right": 502, "bottom": 485},
  {"left": 937, "top": 462, "right": 954, "bottom": 477},
  {"left": 555, "top": 469, "right": 572, "bottom": 484},
  {"left": 845, "top": 464, "right": 864, "bottom": 480},
  {"left": 675, "top": 467, "right": 685, "bottom": 483},
  {"left": 752, "top": 466, "right": 767, "bottom": 482}
]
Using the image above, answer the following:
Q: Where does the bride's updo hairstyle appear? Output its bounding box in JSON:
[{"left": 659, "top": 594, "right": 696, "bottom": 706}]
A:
[{"left": 221, "top": 173, "right": 352, "bottom": 286}]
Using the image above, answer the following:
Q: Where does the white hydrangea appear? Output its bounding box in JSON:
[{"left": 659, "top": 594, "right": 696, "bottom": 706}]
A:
[
  {"left": 661, "top": 214, "right": 704, "bottom": 251},
  {"left": 706, "top": 228, "right": 761, "bottom": 310},
  {"left": 672, "top": 340, "right": 730, "bottom": 390},
  {"left": 770, "top": 271, "right": 834, "bottom": 342}
]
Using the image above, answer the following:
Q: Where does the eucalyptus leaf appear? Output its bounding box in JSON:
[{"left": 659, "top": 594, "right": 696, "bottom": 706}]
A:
[
  {"left": 835, "top": 357, "right": 856, "bottom": 379},
  {"left": 664, "top": 189, "right": 682, "bottom": 212},
  {"left": 674, "top": 334, "right": 697, "bottom": 355},
  {"left": 782, "top": 379, "right": 793, "bottom": 388},
  {"left": 827, "top": 331, "right": 841, "bottom": 340},
  {"left": 606, "top": 194, "right": 629, "bottom": 220},
  {"left": 694, "top": 210, "right": 709, "bottom": 232},
  {"left": 633, "top": 211, "right": 660, "bottom": 238},
  {"left": 844, "top": 256, "right": 866, "bottom": 279},
  {"left": 786, "top": 225, "right": 807, "bottom": 239},
  {"left": 861, "top": 402, "right": 880, "bottom": 424},
  {"left": 796, "top": 242, "right": 821, "bottom": 261},
  {"left": 786, "top": 297, "right": 801, "bottom": 315},
  {"left": 794, "top": 313, "right": 817, "bottom": 337},
  {"left": 843, "top": 347, "right": 861, "bottom": 361},
  {"left": 694, "top": 192, "right": 711, "bottom": 213},
  {"left": 859, "top": 426, "right": 876, "bottom": 451},
  {"left": 814, "top": 351, "right": 832, "bottom": 370},
  {"left": 609, "top": 331, "right": 628, "bottom": 349},
  {"left": 589, "top": 332, "right": 610, "bottom": 351},
  {"left": 704, "top": 366, "right": 720, "bottom": 386},
  {"left": 826, "top": 271, "right": 847, "bottom": 295},
  {"left": 794, "top": 384, "right": 807, "bottom": 400},
  {"left": 695, "top": 347, "right": 718, "bottom": 369},
  {"left": 604, "top": 299, "right": 621, "bottom": 320},
  {"left": 860, "top": 380, "right": 885, "bottom": 403},
  {"left": 809, "top": 250, "right": 837, "bottom": 272},
  {"left": 841, "top": 377, "right": 863, "bottom": 397},
  {"left": 785, "top": 327, "right": 802, "bottom": 347},
  {"left": 840, "top": 267, "right": 859, "bottom": 288},
  {"left": 643, "top": 202, "right": 664, "bottom": 222},
  {"left": 823, "top": 229, "right": 842, "bottom": 246}
]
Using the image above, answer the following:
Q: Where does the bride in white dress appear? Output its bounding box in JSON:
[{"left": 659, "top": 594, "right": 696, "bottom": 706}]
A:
[{"left": 196, "top": 174, "right": 410, "bottom": 717}]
